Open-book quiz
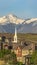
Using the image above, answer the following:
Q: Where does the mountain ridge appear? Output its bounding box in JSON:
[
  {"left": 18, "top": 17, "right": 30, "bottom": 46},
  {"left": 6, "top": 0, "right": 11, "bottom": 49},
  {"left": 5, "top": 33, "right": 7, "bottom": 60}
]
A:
[
  {"left": 0, "top": 14, "right": 37, "bottom": 33},
  {"left": 0, "top": 14, "right": 25, "bottom": 25}
]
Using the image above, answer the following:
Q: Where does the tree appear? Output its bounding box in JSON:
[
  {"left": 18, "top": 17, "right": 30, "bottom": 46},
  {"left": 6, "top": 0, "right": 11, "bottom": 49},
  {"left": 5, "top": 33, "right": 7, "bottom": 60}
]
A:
[
  {"left": 30, "top": 51, "right": 37, "bottom": 65},
  {"left": 9, "top": 51, "right": 17, "bottom": 65},
  {"left": 1, "top": 36, "right": 6, "bottom": 50},
  {"left": 17, "top": 62, "right": 22, "bottom": 65},
  {"left": 0, "top": 49, "right": 17, "bottom": 65}
]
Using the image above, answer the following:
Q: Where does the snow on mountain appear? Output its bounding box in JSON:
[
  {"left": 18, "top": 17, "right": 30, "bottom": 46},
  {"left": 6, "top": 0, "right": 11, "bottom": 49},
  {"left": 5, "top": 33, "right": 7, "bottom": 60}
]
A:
[
  {"left": 0, "top": 14, "right": 25, "bottom": 25},
  {"left": 25, "top": 18, "right": 37, "bottom": 24},
  {"left": 32, "top": 21, "right": 37, "bottom": 26},
  {"left": 0, "top": 16, "right": 7, "bottom": 24},
  {"left": 0, "top": 14, "right": 37, "bottom": 25},
  {"left": 18, "top": 21, "right": 37, "bottom": 33},
  {"left": 0, "top": 14, "right": 37, "bottom": 33}
]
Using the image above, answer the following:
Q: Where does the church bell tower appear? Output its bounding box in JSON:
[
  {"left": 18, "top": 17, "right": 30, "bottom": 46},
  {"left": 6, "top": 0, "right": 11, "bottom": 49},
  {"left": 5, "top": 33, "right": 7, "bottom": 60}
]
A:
[{"left": 14, "top": 27, "right": 17, "bottom": 43}]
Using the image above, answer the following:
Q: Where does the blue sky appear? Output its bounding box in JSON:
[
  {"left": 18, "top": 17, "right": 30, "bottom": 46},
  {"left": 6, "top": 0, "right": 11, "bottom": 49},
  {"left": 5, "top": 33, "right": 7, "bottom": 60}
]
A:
[{"left": 0, "top": 0, "right": 37, "bottom": 19}]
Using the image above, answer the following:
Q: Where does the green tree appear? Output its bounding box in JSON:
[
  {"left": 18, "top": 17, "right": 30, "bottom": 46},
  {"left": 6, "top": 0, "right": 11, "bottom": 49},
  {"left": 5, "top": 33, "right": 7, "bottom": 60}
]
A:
[
  {"left": 30, "top": 51, "right": 37, "bottom": 65},
  {"left": 1, "top": 36, "right": 6, "bottom": 50},
  {"left": 17, "top": 62, "right": 22, "bottom": 65},
  {"left": 9, "top": 52, "right": 17, "bottom": 65},
  {"left": 0, "top": 49, "right": 17, "bottom": 65},
  {"left": 0, "top": 49, "right": 10, "bottom": 60}
]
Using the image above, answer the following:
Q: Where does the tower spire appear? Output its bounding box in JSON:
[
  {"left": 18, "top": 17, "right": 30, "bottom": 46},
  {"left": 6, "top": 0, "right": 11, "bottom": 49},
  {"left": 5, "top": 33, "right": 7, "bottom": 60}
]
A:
[
  {"left": 15, "top": 27, "right": 17, "bottom": 36},
  {"left": 14, "top": 27, "right": 17, "bottom": 43}
]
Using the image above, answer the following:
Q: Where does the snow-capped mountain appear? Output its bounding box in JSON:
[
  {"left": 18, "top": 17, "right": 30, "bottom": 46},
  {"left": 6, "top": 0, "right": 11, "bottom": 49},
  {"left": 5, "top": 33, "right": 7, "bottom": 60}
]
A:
[
  {"left": 0, "top": 14, "right": 37, "bottom": 33},
  {"left": 0, "top": 14, "right": 24, "bottom": 25},
  {"left": 18, "top": 19, "right": 37, "bottom": 33}
]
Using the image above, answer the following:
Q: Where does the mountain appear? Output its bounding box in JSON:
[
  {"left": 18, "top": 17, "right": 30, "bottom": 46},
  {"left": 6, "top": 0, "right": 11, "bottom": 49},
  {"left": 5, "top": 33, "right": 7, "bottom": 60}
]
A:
[
  {"left": 0, "top": 14, "right": 37, "bottom": 33},
  {"left": 0, "top": 14, "right": 24, "bottom": 25},
  {"left": 18, "top": 19, "right": 37, "bottom": 33}
]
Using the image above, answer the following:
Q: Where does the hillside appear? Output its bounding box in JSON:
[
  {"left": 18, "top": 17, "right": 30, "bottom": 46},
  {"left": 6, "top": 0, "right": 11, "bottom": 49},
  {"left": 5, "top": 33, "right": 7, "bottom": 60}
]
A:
[
  {"left": 0, "top": 14, "right": 37, "bottom": 33},
  {"left": 0, "top": 33, "right": 37, "bottom": 42}
]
